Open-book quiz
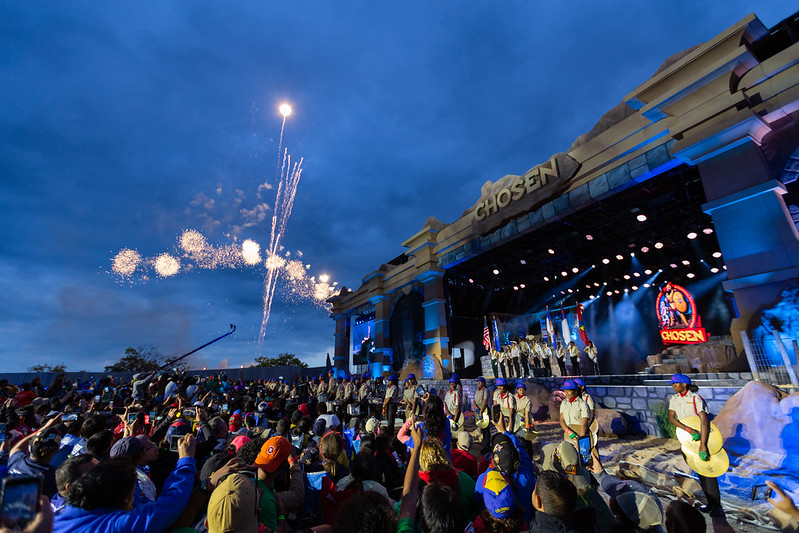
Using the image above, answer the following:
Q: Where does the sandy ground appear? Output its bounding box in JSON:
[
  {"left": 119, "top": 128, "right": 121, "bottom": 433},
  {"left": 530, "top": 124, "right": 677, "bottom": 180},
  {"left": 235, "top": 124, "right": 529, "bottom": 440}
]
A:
[{"left": 460, "top": 417, "right": 786, "bottom": 532}]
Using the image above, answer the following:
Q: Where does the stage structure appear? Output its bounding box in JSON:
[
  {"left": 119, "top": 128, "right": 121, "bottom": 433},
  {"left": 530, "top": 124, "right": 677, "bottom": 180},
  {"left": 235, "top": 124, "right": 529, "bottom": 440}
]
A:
[{"left": 329, "top": 11, "right": 799, "bottom": 378}]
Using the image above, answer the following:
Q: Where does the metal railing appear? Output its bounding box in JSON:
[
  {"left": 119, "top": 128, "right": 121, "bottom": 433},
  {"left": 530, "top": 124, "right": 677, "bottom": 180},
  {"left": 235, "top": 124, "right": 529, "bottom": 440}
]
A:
[{"left": 741, "top": 330, "right": 799, "bottom": 390}]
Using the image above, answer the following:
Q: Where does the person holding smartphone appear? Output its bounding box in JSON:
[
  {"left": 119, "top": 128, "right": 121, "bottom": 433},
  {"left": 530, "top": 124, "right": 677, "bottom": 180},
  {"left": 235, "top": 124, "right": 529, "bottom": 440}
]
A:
[{"left": 7, "top": 417, "right": 64, "bottom": 499}]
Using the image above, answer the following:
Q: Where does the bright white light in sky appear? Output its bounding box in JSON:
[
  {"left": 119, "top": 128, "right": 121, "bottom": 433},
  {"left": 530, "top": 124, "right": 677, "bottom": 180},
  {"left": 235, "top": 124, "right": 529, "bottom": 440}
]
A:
[
  {"left": 242, "top": 239, "right": 261, "bottom": 265},
  {"left": 279, "top": 103, "right": 292, "bottom": 117},
  {"left": 154, "top": 253, "right": 180, "bottom": 277}
]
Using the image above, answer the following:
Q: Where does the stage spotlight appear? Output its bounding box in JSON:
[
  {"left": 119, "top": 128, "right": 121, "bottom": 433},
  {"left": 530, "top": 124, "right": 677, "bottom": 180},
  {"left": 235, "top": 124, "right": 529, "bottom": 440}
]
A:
[
  {"left": 670, "top": 264, "right": 678, "bottom": 268},
  {"left": 572, "top": 267, "right": 579, "bottom": 273},
  {"left": 468, "top": 278, "right": 474, "bottom": 283},
  {"left": 603, "top": 282, "right": 608, "bottom": 285},
  {"left": 594, "top": 282, "right": 600, "bottom": 287},
  {"left": 602, "top": 258, "right": 610, "bottom": 264},
  {"left": 544, "top": 276, "right": 549, "bottom": 281},
  {"left": 724, "top": 265, "right": 727, "bottom": 270},
  {"left": 614, "top": 289, "right": 620, "bottom": 294},
  {"left": 624, "top": 288, "right": 629, "bottom": 293},
  {"left": 493, "top": 269, "right": 500, "bottom": 275},
  {"left": 520, "top": 283, "right": 526, "bottom": 288},
  {"left": 641, "top": 246, "right": 649, "bottom": 253},
  {"left": 710, "top": 267, "right": 719, "bottom": 273},
  {"left": 586, "top": 284, "right": 591, "bottom": 289},
  {"left": 682, "top": 260, "right": 690, "bottom": 265},
  {"left": 687, "top": 273, "right": 695, "bottom": 278},
  {"left": 520, "top": 259, "right": 526, "bottom": 265},
  {"left": 561, "top": 271, "right": 568, "bottom": 277},
  {"left": 643, "top": 283, "right": 650, "bottom": 288},
  {"left": 568, "top": 289, "right": 573, "bottom": 293},
  {"left": 687, "top": 232, "right": 698, "bottom": 239},
  {"left": 586, "top": 234, "right": 593, "bottom": 240},
  {"left": 632, "top": 286, "right": 638, "bottom": 290},
  {"left": 630, "top": 252, "right": 635, "bottom": 257},
  {"left": 644, "top": 269, "right": 652, "bottom": 275},
  {"left": 655, "top": 242, "right": 664, "bottom": 249},
  {"left": 592, "top": 264, "right": 596, "bottom": 268},
  {"left": 616, "top": 254, "right": 624, "bottom": 260},
  {"left": 713, "top": 252, "right": 722, "bottom": 258},
  {"left": 623, "top": 274, "right": 631, "bottom": 280},
  {"left": 561, "top": 290, "right": 566, "bottom": 295},
  {"left": 590, "top": 295, "right": 595, "bottom": 300},
  {"left": 658, "top": 269, "right": 663, "bottom": 272},
  {"left": 703, "top": 228, "right": 714, "bottom": 234},
  {"left": 633, "top": 272, "right": 640, "bottom": 277},
  {"left": 548, "top": 249, "right": 555, "bottom": 254},
  {"left": 637, "top": 214, "right": 647, "bottom": 222},
  {"left": 607, "top": 291, "right": 613, "bottom": 296},
  {"left": 514, "top": 286, "right": 519, "bottom": 290}
]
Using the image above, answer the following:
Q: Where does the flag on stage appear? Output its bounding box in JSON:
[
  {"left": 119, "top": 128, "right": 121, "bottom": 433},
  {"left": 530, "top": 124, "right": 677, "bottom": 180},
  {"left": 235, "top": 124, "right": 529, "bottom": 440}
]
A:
[
  {"left": 546, "top": 308, "right": 557, "bottom": 349},
  {"left": 492, "top": 316, "right": 501, "bottom": 351},
  {"left": 560, "top": 308, "right": 572, "bottom": 346},
  {"left": 576, "top": 303, "right": 589, "bottom": 346},
  {"left": 482, "top": 317, "right": 491, "bottom": 351}
]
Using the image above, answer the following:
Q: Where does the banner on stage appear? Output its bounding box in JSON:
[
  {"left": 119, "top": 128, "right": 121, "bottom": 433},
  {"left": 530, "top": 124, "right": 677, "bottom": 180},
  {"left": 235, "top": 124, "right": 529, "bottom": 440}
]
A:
[{"left": 656, "top": 282, "right": 706, "bottom": 345}]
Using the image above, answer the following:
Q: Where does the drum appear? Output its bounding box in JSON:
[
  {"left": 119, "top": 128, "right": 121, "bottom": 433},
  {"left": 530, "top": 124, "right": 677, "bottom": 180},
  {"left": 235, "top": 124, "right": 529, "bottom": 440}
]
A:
[
  {"left": 325, "top": 401, "right": 335, "bottom": 412},
  {"left": 476, "top": 412, "right": 490, "bottom": 429},
  {"left": 347, "top": 404, "right": 363, "bottom": 416}
]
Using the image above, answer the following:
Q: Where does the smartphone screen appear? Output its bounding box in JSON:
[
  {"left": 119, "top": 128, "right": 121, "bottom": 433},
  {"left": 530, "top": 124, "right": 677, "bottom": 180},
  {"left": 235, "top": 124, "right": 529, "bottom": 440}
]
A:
[
  {"left": 751, "top": 484, "right": 773, "bottom": 500},
  {"left": 221, "top": 403, "right": 229, "bottom": 413},
  {"left": 0, "top": 423, "right": 5, "bottom": 445},
  {"left": 126, "top": 414, "right": 137, "bottom": 425},
  {"left": 93, "top": 395, "right": 101, "bottom": 403},
  {"left": 63, "top": 413, "right": 79, "bottom": 422},
  {"left": 169, "top": 435, "right": 182, "bottom": 452},
  {"left": 577, "top": 436, "right": 592, "bottom": 466},
  {"left": 0, "top": 477, "right": 41, "bottom": 529}
]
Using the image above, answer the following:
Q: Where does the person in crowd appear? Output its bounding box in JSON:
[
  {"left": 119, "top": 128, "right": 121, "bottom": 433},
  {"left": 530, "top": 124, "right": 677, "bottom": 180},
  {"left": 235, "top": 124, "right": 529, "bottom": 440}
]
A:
[
  {"left": 402, "top": 374, "right": 421, "bottom": 420},
  {"left": 667, "top": 373, "right": 723, "bottom": 516},
  {"left": 450, "top": 431, "right": 478, "bottom": 478},
  {"left": 418, "top": 436, "right": 477, "bottom": 522},
  {"left": 664, "top": 500, "right": 705, "bottom": 533},
  {"left": 251, "top": 435, "right": 292, "bottom": 531},
  {"left": 109, "top": 435, "right": 160, "bottom": 506},
  {"left": 332, "top": 490, "right": 396, "bottom": 533},
  {"left": 472, "top": 470, "right": 527, "bottom": 533},
  {"left": 530, "top": 470, "right": 581, "bottom": 532},
  {"left": 52, "top": 454, "right": 98, "bottom": 515},
  {"left": 397, "top": 395, "right": 452, "bottom": 453},
  {"left": 7, "top": 418, "right": 63, "bottom": 498}
]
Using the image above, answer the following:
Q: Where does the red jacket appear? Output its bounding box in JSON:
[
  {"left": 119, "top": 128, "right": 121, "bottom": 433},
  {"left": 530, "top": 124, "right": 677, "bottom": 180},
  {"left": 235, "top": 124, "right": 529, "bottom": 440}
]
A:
[{"left": 450, "top": 448, "right": 478, "bottom": 478}]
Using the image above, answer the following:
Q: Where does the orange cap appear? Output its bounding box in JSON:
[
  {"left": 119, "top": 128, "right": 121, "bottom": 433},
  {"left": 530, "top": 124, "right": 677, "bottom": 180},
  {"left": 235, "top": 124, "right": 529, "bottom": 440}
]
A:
[{"left": 254, "top": 436, "right": 290, "bottom": 473}]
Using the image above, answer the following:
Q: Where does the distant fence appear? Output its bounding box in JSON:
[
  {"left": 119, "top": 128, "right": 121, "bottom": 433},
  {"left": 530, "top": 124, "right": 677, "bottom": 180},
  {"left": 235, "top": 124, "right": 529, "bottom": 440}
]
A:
[
  {"left": 741, "top": 330, "right": 799, "bottom": 390},
  {"left": 0, "top": 365, "right": 327, "bottom": 388}
]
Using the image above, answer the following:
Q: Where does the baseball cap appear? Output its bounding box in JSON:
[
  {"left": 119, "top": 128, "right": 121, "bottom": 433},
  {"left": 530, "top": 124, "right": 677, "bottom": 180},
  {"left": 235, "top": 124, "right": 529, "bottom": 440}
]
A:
[
  {"left": 451, "top": 373, "right": 459, "bottom": 381},
  {"left": 254, "top": 436, "right": 291, "bottom": 473},
  {"left": 495, "top": 377, "right": 507, "bottom": 387},
  {"left": 601, "top": 478, "right": 664, "bottom": 529},
  {"left": 165, "top": 419, "right": 191, "bottom": 441},
  {"left": 562, "top": 380, "right": 578, "bottom": 390},
  {"left": 449, "top": 376, "right": 458, "bottom": 383},
  {"left": 541, "top": 442, "right": 591, "bottom": 490},
  {"left": 491, "top": 435, "right": 520, "bottom": 474},
  {"left": 229, "top": 435, "right": 251, "bottom": 452},
  {"left": 388, "top": 375, "right": 397, "bottom": 382},
  {"left": 406, "top": 373, "right": 416, "bottom": 380},
  {"left": 457, "top": 431, "right": 472, "bottom": 451},
  {"left": 110, "top": 436, "right": 145, "bottom": 460},
  {"left": 206, "top": 474, "right": 259, "bottom": 533},
  {"left": 573, "top": 378, "right": 586, "bottom": 388},
  {"left": 476, "top": 376, "right": 486, "bottom": 383},
  {"left": 670, "top": 373, "right": 691, "bottom": 385},
  {"left": 257, "top": 402, "right": 268, "bottom": 413},
  {"left": 482, "top": 470, "right": 517, "bottom": 519},
  {"left": 313, "top": 418, "right": 327, "bottom": 437},
  {"left": 516, "top": 382, "right": 526, "bottom": 390}
]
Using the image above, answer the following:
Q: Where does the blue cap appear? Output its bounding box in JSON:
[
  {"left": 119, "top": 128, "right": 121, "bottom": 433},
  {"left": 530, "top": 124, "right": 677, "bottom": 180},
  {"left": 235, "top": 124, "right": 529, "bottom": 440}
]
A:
[
  {"left": 562, "top": 379, "right": 577, "bottom": 390},
  {"left": 388, "top": 375, "right": 397, "bottom": 381},
  {"left": 406, "top": 373, "right": 416, "bottom": 380},
  {"left": 328, "top": 369, "right": 334, "bottom": 374},
  {"left": 670, "top": 373, "right": 691, "bottom": 385},
  {"left": 496, "top": 377, "right": 507, "bottom": 387},
  {"left": 516, "top": 381, "right": 526, "bottom": 390},
  {"left": 573, "top": 378, "right": 586, "bottom": 388},
  {"left": 449, "top": 376, "right": 458, "bottom": 383},
  {"left": 451, "top": 373, "right": 459, "bottom": 381},
  {"left": 476, "top": 376, "right": 486, "bottom": 383}
]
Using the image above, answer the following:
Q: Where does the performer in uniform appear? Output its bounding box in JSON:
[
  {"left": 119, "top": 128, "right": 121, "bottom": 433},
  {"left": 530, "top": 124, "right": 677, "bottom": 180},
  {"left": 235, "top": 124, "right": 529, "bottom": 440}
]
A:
[
  {"left": 358, "top": 376, "right": 373, "bottom": 418},
  {"left": 510, "top": 341, "right": 521, "bottom": 379},
  {"left": 403, "top": 374, "right": 421, "bottom": 419},
  {"left": 492, "top": 377, "right": 516, "bottom": 433},
  {"left": 444, "top": 376, "right": 463, "bottom": 429},
  {"left": 514, "top": 381, "right": 533, "bottom": 440},
  {"left": 559, "top": 379, "right": 589, "bottom": 449},
  {"left": 541, "top": 342, "right": 552, "bottom": 377},
  {"left": 497, "top": 346, "right": 509, "bottom": 379},
  {"left": 574, "top": 377, "right": 599, "bottom": 464},
  {"left": 668, "top": 374, "right": 723, "bottom": 516},
  {"left": 382, "top": 375, "right": 400, "bottom": 432},
  {"left": 555, "top": 342, "right": 567, "bottom": 377},
  {"left": 473, "top": 376, "right": 491, "bottom": 454},
  {"left": 489, "top": 346, "right": 501, "bottom": 379},
  {"left": 568, "top": 341, "right": 581, "bottom": 376},
  {"left": 585, "top": 340, "right": 599, "bottom": 375},
  {"left": 518, "top": 337, "right": 530, "bottom": 378}
]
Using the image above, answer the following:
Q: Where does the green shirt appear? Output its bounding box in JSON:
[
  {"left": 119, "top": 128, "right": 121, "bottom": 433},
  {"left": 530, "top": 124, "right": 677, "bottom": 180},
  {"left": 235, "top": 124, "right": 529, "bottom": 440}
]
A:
[
  {"left": 397, "top": 516, "right": 418, "bottom": 533},
  {"left": 257, "top": 477, "right": 278, "bottom": 530}
]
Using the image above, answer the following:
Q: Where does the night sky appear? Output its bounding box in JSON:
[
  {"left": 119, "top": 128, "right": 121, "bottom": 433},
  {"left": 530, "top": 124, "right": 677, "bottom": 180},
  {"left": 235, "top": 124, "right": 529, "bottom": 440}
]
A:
[{"left": 1, "top": 2, "right": 792, "bottom": 372}]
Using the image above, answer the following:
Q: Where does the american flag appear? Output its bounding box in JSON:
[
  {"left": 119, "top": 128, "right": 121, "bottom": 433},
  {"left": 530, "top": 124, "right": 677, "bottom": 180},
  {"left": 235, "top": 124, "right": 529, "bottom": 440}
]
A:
[{"left": 483, "top": 316, "right": 491, "bottom": 351}]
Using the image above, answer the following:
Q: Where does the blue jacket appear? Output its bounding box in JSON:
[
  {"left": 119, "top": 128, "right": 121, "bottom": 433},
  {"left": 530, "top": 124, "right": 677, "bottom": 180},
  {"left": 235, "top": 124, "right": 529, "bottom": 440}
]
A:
[
  {"left": 475, "top": 432, "right": 536, "bottom": 523},
  {"left": 53, "top": 457, "right": 196, "bottom": 533}
]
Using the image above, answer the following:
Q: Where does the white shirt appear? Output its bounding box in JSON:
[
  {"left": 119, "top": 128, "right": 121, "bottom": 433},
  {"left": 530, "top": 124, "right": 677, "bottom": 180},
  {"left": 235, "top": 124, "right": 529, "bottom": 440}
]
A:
[
  {"left": 668, "top": 390, "right": 708, "bottom": 421},
  {"left": 560, "top": 396, "right": 590, "bottom": 426},
  {"left": 568, "top": 344, "right": 579, "bottom": 358},
  {"left": 585, "top": 345, "right": 598, "bottom": 362}
]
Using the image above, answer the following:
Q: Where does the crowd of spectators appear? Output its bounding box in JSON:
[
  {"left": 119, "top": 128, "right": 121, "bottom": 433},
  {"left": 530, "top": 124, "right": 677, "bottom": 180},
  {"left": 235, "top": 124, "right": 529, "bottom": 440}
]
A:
[{"left": 0, "top": 370, "right": 795, "bottom": 533}]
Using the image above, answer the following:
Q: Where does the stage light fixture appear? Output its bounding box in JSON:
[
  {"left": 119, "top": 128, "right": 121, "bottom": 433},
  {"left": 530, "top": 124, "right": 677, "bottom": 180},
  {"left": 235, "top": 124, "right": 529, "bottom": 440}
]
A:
[
  {"left": 687, "top": 232, "right": 698, "bottom": 239},
  {"left": 514, "top": 286, "right": 519, "bottom": 290},
  {"left": 544, "top": 276, "right": 549, "bottom": 281},
  {"left": 643, "top": 283, "right": 650, "bottom": 288},
  {"left": 586, "top": 234, "right": 593, "bottom": 240},
  {"left": 586, "top": 284, "right": 591, "bottom": 289},
  {"left": 636, "top": 214, "right": 647, "bottom": 222},
  {"left": 602, "top": 258, "right": 610, "bottom": 264},
  {"left": 592, "top": 264, "right": 596, "bottom": 268},
  {"left": 616, "top": 254, "right": 624, "bottom": 260},
  {"left": 561, "top": 271, "right": 568, "bottom": 277},
  {"left": 682, "top": 260, "right": 690, "bottom": 265},
  {"left": 520, "top": 284, "right": 526, "bottom": 288},
  {"left": 655, "top": 242, "right": 664, "bottom": 249},
  {"left": 493, "top": 269, "right": 500, "bottom": 275},
  {"left": 630, "top": 252, "right": 635, "bottom": 257},
  {"left": 561, "top": 290, "right": 566, "bottom": 295},
  {"left": 468, "top": 278, "right": 474, "bottom": 283},
  {"left": 520, "top": 259, "right": 526, "bottom": 265},
  {"left": 724, "top": 265, "right": 727, "bottom": 270},
  {"left": 623, "top": 274, "right": 631, "bottom": 280},
  {"left": 687, "top": 273, "right": 695, "bottom": 278},
  {"left": 568, "top": 289, "right": 573, "bottom": 293},
  {"left": 594, "top": 282, "right": 600, "bottom": 287},
  {"left": 703, "top": 228, "right": 714, "bottom": 234},
  {"left": 644, "top": 269, "right": 652, "bottom": 275},
  {"left": 670, "top": 264, "right": 678, "bottom": 268},
  {"left": 590, "top": 295, "right": 595, "bottom": 300},
  {"left": 711, "top": 267, "right": 719, "bottom": 273},
  {"left": 548, "top": 249, "right": 555, "bottom": 254},
  {"left": 624, "top": 288, "right": 629, "bottom": 293},
  {"left": 572, "top": 267, "right": 579, "bottom": 273},
  {"left": 614, "top": 289, "right": 620, "bottom": 294},
  {"left": 713, "top": 252, "right": 722, "bottom": 258},
  {"left": 658, "top": 269, "right": 663, "bottom": 272},
  {"left": 603, "top": 282, "right": 608, "bottom": 285},
  {"left": 633, "top": 272, "right": 640, "bottom": 277},
  {"left": 607, "top": 291, "right": 613, "bottom": 296},
  {"left": 632, "top": 286, "right": 638, "bottom": 290},
  {"left": 641, "top": 246, "right": 649, "bottom": 253}
]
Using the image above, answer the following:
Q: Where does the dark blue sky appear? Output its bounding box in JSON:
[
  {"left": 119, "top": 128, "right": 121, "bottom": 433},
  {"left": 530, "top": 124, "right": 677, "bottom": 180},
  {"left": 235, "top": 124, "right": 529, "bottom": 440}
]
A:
[{"left": 0, "top": 2, "right": 791, "bottom": 372}]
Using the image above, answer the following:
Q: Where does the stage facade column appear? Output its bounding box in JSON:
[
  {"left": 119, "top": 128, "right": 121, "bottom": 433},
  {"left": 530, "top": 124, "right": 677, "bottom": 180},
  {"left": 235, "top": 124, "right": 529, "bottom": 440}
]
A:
[
  {"left": 696, "top": 138, "right": 799, "bottom": 353},
  {"left": 331, "top": 312, "right": 349, "bottom": 378},
  {"left": 370, "top": 294, "right": 391, "bottom": 377},
  {"left": 418, "top": 269, "right": 450, "bottom": 379}
]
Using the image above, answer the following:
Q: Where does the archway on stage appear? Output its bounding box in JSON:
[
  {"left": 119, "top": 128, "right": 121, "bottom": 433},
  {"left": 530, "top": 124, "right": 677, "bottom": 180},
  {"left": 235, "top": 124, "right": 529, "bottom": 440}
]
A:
[{"left": 390, "top": 292, "right": 425, "bottom": 372}]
